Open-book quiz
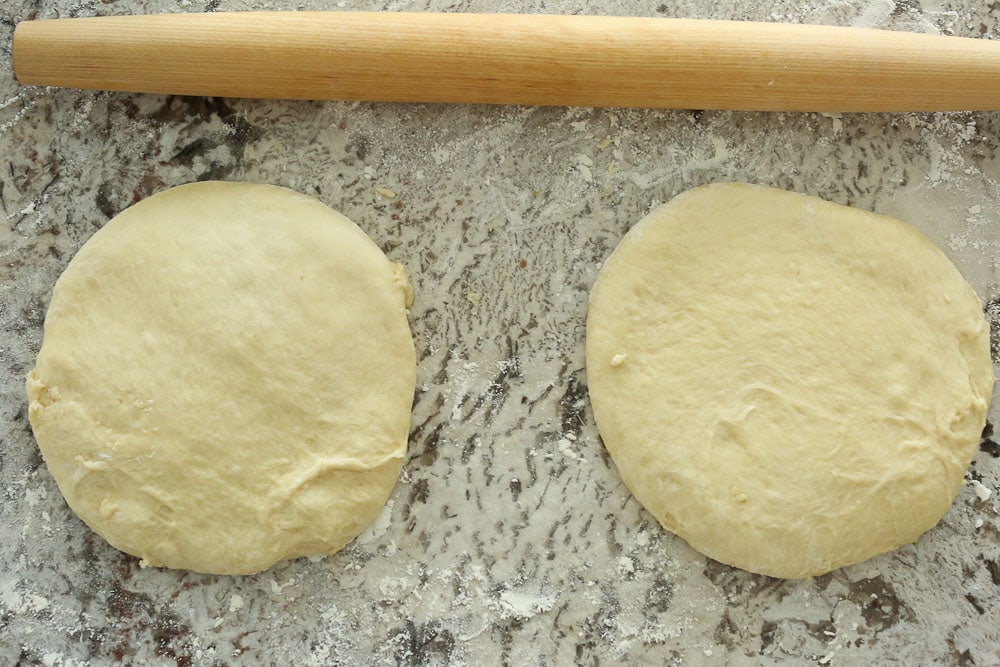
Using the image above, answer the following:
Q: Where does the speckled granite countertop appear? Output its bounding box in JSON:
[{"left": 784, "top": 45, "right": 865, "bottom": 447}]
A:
[{"left": 2, "top": 1, "right": 1000, "bottom": 665}]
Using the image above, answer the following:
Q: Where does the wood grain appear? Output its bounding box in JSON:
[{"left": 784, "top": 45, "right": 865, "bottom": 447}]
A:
[{"left": 13, "top": 12, "right": 1000, "bottom": 111}]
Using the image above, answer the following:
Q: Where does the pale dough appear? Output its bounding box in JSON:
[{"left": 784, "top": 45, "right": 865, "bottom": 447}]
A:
[
  {"left": 586, "top": 183, "right": 994, "bottom": 579},
  {"left": 27, "top": 182, "right": 416, "bottom": 575}
]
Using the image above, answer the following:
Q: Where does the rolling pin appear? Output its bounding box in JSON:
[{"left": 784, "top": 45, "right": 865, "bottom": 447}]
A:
[{"left": 13, "top": 12, "right": 1000, "bottom": 111}]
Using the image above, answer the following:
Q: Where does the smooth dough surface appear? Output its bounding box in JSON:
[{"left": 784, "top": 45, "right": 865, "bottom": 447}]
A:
[
  {"left": 586, "top": 183, "right": 994, "bottom": 579},
  {"left": 27, "top": 181, "right": 416, "bottom": 575}
]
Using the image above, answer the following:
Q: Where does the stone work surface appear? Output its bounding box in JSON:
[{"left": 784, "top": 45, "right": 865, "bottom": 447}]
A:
[{"left": 2, "top": 1, "right": 999, "bottom": 664}]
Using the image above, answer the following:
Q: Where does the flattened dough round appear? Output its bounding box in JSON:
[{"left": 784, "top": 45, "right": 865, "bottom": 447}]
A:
[
  {"left": 586, "top": 183, "right": 994, "bottom": 579},
  {"left": 27, "top": 181, "right": 416, "bottom": 575}
]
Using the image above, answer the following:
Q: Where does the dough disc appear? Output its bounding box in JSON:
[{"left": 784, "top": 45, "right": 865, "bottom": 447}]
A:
[
  {"left": 27, "top": 182, "right": 416, "bottom": 575},
  {"left": 586, "top": 183, "right": 994, "bottom": 579}
]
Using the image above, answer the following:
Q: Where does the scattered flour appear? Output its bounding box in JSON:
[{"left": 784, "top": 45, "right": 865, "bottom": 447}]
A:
[
  {"left": 969, "top": 479, "right": 993, "bottom": 502},
  {"left": 495, "top": 588, "right": 557, "bottom": 620}
]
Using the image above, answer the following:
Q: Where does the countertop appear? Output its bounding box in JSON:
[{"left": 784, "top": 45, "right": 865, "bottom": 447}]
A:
[{"left": 2, "top": 1, "right": 999, "bottom": 665}]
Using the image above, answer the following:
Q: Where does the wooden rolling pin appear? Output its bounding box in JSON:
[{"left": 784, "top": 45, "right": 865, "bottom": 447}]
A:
[{"left": 13, "top": 12, "right": 1000, "bottom": 111}]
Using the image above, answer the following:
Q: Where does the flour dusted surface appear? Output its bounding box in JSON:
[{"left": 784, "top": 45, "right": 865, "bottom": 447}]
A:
[{"left": 5, "top": 0, "right": 1000, "bottom": 662}]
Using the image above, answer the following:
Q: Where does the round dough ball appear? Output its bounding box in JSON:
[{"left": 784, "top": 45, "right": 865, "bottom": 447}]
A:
[
  {"left": 27, "top": 181, "right": 416, "bottom": 575},
  {"left": 586, "top": 183, "right": 994, "bottom": 579}
]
